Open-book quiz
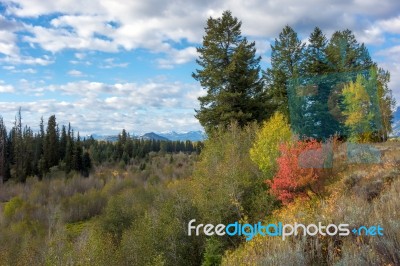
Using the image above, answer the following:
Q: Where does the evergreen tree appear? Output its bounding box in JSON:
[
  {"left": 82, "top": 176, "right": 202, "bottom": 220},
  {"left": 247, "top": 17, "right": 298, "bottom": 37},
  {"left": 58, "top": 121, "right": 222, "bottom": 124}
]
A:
[
  {"left": 22, "top": 126, "right": 34, "bottom": 177},
  {"left": 0, "top": 117, "right": 7, "bottom": 183},
  {"left": 13, "top": 108, "right": 25, "bottom": 182},
  {"left": 72, "top": 133, "right": 83, "bottom": 172},
  {"left": 193, "top": 10, "right": 266, "bottom": 132},
  {"left": 264, "top": 25, "right": 305, "bottom": 118},
  {"left": 293, "top": 27, "right": 338, "bottom": 139},
  {"left": 304, "top": 27, "right": 330, "bottom": 75},
  {"left": 326, "top": 29, "right": 374, "bottom": 73},
  {"left": 44, "top": 115, "right": 59, "bottom": 169},
  {"left": 34, "top": 117, "right": 45, "bottom": 177},
  {"left": 81, "top": 151, "right": 91, "bottom": 177},
  {"left": 376, "top": 68, "right": 396, "bottom": 141},
  {"left": 65, "top": 125, "right": 74, "bottom": 173},
  {"left": 59, "top": 125, "right": 67, "bottom": 161}
]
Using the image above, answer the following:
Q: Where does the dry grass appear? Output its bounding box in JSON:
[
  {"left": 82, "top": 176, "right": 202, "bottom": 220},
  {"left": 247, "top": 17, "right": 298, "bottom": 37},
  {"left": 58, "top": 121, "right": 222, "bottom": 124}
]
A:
[{"left": 222, "top": 142, "right": 400, "bottom": 265}]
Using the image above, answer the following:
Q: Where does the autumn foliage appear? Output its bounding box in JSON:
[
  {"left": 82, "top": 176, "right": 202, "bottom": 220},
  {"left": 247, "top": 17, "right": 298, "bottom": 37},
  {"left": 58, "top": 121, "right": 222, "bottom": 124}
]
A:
[{"left": 268, "top": 139, "right": 329, "bottom": 205}]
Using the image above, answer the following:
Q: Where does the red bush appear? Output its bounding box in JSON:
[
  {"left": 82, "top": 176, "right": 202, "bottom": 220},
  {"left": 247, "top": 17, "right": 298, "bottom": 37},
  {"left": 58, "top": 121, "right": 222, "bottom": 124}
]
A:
[{"left": 267, "top": 139, "right": 327, "bottom": 205}]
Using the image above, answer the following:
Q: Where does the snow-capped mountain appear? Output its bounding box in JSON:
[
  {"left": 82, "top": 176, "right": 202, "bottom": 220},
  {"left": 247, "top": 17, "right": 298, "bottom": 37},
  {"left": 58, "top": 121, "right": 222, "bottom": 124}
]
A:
[
  {"left": 157, "top": 131, "right": 205, "bottom": 141},
  {"left": 89, "top": 130, "right": 205, "bottom": 142}
]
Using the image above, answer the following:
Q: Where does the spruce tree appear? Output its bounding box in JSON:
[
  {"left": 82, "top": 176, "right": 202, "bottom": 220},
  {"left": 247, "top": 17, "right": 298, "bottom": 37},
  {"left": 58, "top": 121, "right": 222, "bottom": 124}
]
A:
[
  {"left": 13, "top": 108, "right": 25, "bottom": 182},
  {"left": 59, "top": 125, "right": 67, "bottom": 161},
  {"left": 64, "top": 125, "right": 74, "bottom": 173},
  {"left": 326, "top": 29, "right": 374, "bottom": 73},
  {"left": 264, "top": 25, "right": 305, "bottom": 118},
  {"left": 72, "top": 133, "right": 83, "bottom": 172},
  {"left": 299, "top": 27, "right": 339, "bottom": 139},
  {"left": 0, "top": 117, "right": 7, "bottom": 183},
  {"left": 193, "top": 10, "right": 266, "bottom": 132},
  {"left": 44, "top": 115, "right": 59, "bottom": 169}
]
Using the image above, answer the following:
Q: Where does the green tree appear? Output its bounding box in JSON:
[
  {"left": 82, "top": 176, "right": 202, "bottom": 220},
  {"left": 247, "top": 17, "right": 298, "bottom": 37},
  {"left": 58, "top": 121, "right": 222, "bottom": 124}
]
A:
[
  {"left": 304, "top": 27, "right": 330, "bottom": 75},
  {"left": 43, "top": 115, "right": 59, "bottom": 169},
  {"left": 12, "top": 108, "right": 25, "bottom": 182},
  {"left": 72, "top": 133, "right": 83, "bottom": 172},
  {"left": 193, "top": 10, "right": 266, "bottom": 132},
  {"left": 376, "top": 68, "right": 396, "bottom": 141},
  {"left": 34, "top": 117, "right": 45, "bottom": 177},
  {"left": 291, "top": 27, "right": 339, "bottom": 139},
  {"left": 0, "top": 116, "right": 7, "bottom": 183},
  {"left": 59, "top": 125, "right": 67, "bottom": 161},
  {"left": 81, "top": 151, "right": 91, "bottom": 177},
  {"left": 326, "top": 29, "right": 374, "bottom": 73},
  {"left": 202, "top": 237, "right": 223, "bottom": 266},
  {"left": 64, "top": 125, "right": 74, "bottom": 173},
  {"left": 264, "top": 25, "right": 305, "bottom": 117}
]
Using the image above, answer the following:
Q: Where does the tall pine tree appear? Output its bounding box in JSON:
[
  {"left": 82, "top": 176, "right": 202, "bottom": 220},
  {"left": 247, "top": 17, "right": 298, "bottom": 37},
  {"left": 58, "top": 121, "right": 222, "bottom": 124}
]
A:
[
  {"left": 264, "top": 25, "right": 305, "bottom": 118},
  {"left": 193, "top": 10, "right": 266, "bottom": 132}
]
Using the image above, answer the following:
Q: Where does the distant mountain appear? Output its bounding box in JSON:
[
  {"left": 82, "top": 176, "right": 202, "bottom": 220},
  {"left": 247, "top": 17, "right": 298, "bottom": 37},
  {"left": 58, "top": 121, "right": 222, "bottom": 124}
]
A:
[
  {"left": 89, "top": 130, "right": 206, "bottom": 142},
  {"left": 158, "top": 131, "right": 205, "bottom": 141},
  {"left": 89, "top": 134, "right": 119, "bottom": 142},
  {"left": 140, "top": 132, "right": 169, "bottom": 141},
  {"left": 392, "top": 107, "right": 400, "bottom": 137}
]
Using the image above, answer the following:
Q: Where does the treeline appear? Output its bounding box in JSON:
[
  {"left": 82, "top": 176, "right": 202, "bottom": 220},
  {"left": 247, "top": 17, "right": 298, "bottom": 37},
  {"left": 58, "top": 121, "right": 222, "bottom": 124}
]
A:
[
  {"left": 0, "top": 111, "right": 203, "bottom": 183},
  {"left": 194, "top": 11, "right": 395, "bottom": 141},
  {"left": 0, "top": 110, "right": 91, "bottom": 183},
  {"left": 88, "top": 129, "right": 203, "bottom": 165}
]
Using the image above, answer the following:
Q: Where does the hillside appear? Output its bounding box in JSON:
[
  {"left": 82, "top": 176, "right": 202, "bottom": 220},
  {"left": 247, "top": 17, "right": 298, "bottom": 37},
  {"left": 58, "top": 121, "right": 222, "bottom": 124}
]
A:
[{"left": 223, "top": 141, "right": 400, "bottom": 265}]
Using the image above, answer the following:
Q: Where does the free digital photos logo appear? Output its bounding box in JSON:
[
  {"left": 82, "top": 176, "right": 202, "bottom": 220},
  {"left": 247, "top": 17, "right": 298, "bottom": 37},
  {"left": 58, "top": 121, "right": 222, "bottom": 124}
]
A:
[{"left": 188, "top": 220, "right": 384, "bottom": 241}]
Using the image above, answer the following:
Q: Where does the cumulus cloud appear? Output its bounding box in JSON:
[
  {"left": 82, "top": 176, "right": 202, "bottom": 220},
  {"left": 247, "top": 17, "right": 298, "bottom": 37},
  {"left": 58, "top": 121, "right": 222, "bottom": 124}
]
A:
[
  {"left": 1, "top": 0, "right": 400, "bottom": 131},
  {"left": 0, "top": 80, "right": 14, "bottom": 93},
  {"left": 67, "top": 69, "right": 86, "bottom": 77},
  {"left": 0, "top": 80, "right": 205, "bottom": 134},
  {"left": 2, "top": 0, "right": 400, "bottom": 66},
  {"left": 100, "top": 58, "right": 129, "bottom": 69},
  {"left": 376, "top": 45, "right": 400, "bottom": 106},
  {"left": 1, "top": 54, "right": 54, "bottom": 65},
  {"left": 157, "top": 47, "right": 198, "bottom": 69}
]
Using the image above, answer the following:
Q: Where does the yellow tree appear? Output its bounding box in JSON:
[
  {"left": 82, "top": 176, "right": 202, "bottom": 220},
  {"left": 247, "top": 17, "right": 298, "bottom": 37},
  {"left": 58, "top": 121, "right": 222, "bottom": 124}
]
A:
[
  {"left": 342, "top": 75, "right": 374, "bottom": 142},
  {"left": 250, "top": 112, "right": 292, "bottom": 177}
]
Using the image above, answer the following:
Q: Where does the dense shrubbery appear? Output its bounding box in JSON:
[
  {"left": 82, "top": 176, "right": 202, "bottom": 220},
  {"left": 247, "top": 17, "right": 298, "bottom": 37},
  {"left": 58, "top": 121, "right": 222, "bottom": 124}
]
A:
[{"left": 269, "top": 139, "right": 330, "bottom": 204}]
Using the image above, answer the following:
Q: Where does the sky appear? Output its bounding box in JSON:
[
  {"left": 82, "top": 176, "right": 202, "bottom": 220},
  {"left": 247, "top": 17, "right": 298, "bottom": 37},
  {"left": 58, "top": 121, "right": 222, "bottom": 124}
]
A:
[{"left": 0, "top": 0, "right": 399, "bottom": 135}]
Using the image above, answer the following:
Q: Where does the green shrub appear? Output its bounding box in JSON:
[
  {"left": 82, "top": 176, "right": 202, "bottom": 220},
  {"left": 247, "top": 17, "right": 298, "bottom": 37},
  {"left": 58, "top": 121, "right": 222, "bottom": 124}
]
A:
[{"left": 61, "top": 189, "right": 107, "bottom": 223}]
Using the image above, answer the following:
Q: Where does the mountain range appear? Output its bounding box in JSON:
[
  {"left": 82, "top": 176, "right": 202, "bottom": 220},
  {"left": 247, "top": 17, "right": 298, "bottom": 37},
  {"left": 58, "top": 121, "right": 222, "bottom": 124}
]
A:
[
  {"left": 87, "top": 110, "right": 400, "bottom": 141},
  {"left": 392, "top": 107, "right": 400, "bottom": 137},
  {"left": 89, "top": 130, "right": 205, "bottom": 142}
]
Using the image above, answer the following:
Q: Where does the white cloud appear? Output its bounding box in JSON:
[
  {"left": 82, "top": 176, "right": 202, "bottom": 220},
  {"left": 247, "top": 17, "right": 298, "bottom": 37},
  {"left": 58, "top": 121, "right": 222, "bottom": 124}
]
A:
[
  {"left": 157, "top": 47, "right": 198, "bottom": 69},
  {"left": 376, "top": 45, "right": 400, "bottom": 106},
  {"left": 75, "top": 53, "right": 86, "bottom": 60},
  {"left": 2, "top": 0, "right": 400, "bottom": 68},
  {"left": 3, "top": 65, "right": 15, "bottom": 70},
  {"left": 4, "top": 67, "right": 37, "bottom": 74},
  {"left": 100, "top": 58, "right": 129, "bottom": 69},
  {"left": 67, "top": 69, "right": 85, "bottom": 77},
  {"left": 1, "top": 55, "right": 54, "bottom": 65},
  {"left": 376, "top": 16, "right": 400, "bottom": 34},
  {"left": 0, "top": 81, "right": 14, "bottom": 93},
  {"left": 0, "top": 79, "right": 205, "bottom": 134}
]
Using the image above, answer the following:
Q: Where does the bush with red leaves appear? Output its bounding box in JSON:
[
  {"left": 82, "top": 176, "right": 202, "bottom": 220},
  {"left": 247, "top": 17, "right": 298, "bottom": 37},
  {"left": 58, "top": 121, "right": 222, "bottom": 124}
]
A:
[{"left": 267, "top": 139, "right": 330, "bottom": 205}]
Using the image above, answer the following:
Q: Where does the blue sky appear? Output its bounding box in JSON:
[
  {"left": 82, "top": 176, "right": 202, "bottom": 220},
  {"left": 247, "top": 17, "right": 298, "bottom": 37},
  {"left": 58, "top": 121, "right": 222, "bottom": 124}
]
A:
[{"left": 0, "top": 0, "right": 399, "bottom": 135}]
